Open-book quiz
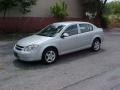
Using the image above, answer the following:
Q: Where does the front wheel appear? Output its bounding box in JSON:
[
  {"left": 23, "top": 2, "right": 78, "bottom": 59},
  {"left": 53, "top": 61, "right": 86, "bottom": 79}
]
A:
[
  {"left": 91, "top": 39, "right": 101, "bottom": 51},
  {"left": 42, "top": 48, "right": 58, "bottom": 64}
]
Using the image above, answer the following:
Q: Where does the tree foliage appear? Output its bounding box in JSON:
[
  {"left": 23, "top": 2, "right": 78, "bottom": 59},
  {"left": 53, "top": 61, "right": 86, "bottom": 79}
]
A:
[
  {"left": 106, "top": 1, "right": 120, "bottom": 15},
  {"left": 83, "top": 0, "right": 108, "bottom": 27},
  {"left": 83, "top": 0, "right": 107, "bottom": 16},
  {"left": 0, "top": 0, "right": 37, "bottom": 17},
  {"left": 104, "top": 0, "right": 120, "bottom": 27},
  {"left": 16, "top": 0, "right": 37, "bottom": 14},
  {"left": 0, "top": 0, "right": 16, "bottom": 17}
]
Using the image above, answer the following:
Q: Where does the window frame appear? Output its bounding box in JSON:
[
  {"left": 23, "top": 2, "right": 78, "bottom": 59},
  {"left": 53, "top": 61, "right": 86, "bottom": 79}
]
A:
[{"left": 62, "top": 24, "right": 79, "bottom": 37}]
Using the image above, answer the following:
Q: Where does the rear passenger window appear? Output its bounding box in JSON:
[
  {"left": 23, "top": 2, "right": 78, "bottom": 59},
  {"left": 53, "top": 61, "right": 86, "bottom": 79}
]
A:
[{"left": 79, "top": 24, "right": 93, "bottom": 33}]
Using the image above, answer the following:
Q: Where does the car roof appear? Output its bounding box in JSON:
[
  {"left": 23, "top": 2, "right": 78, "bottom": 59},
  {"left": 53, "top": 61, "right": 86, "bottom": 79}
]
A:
[{"left": 53, "top": 21, "right": 92, "bottom": 26}]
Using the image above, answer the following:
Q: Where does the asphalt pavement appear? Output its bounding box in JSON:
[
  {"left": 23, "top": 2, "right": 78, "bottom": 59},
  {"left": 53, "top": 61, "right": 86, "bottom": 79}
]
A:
[{"left": 0, "top": 29, "right": 120, "bottom": 90}]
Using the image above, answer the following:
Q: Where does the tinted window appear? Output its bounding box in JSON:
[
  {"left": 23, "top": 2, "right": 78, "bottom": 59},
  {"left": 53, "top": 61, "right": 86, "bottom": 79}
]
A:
[
  {"left": 64, "top": 24, "right": 78, "bottom": 36},
  {"left": 79, "top": 24, "right": 93, "bottom": 33}
]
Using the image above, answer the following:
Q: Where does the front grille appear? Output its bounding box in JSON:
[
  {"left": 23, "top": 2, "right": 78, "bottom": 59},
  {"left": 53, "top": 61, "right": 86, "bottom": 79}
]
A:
[{"left": 15, "top": 45, "right": 24, "bottom": 51}]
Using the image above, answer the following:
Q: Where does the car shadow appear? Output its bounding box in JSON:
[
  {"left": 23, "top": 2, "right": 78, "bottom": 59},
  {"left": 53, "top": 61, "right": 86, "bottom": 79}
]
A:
[{"left": 13, "top": 48, "right": 106, "bottom": 70}]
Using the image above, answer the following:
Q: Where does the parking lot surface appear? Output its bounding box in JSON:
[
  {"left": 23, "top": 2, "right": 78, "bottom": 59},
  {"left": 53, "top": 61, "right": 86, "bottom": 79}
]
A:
[{"left": 0, "top": 30, "right": 120, "bottom": 90}]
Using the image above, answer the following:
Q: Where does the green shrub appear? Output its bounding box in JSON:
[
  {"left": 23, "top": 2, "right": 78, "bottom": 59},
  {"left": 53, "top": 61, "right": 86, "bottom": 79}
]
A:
[
  {"left": 102, "top": 15, "right": 111, "bottom": 28},
  {"left": 109, "top": 15, "right": 120, "bottom": 27},
  {"left": 104, "top": 1, "right": 120, "bottom": 27},
  {"left": 50, "top": 0, "right": 68, "bottom": 20}
]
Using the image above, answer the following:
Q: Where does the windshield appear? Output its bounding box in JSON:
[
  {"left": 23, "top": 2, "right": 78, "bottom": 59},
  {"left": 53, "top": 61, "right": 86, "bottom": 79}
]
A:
[{"left": 36, "top": 24, "right": 65, "bottom": 37}]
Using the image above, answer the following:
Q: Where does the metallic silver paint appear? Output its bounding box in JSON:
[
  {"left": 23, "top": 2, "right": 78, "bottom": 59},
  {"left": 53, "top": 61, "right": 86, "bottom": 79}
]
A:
[{"left": 13, "top": 21, "right": 104, "bottom": 61}]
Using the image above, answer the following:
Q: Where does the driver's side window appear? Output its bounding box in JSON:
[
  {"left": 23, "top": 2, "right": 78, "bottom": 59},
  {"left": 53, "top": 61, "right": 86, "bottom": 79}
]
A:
[{"left": 64, "top": 24, "right": 78, "bottom": 36}]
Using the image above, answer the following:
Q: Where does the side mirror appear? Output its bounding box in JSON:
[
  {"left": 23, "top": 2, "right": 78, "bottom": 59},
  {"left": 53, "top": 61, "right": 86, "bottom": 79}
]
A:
[{"left": 61, "top": 33, "right": 69, "bottom": 38}]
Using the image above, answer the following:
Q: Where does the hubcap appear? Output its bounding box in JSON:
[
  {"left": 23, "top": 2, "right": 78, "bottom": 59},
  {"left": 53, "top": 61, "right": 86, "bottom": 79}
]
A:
[
  {"left": 45, "top": 50, "right": 56, "bottom": 63},
  {"left": 94, "top": 41, "right": 100, "bottom": 50}
]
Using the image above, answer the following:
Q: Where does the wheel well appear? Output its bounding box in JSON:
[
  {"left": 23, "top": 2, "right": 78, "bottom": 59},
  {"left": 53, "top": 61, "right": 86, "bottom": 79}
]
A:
[
  {"left": 43, "top": 46, "right": 59, "bottom": 55},
  {"left": 94, "top": 37, "right": 101, "bottom": 43}
]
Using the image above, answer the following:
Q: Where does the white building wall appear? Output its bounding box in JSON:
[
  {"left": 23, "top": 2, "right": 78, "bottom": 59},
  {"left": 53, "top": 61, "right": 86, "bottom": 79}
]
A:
[{"left": 0, "top": 0, "right": 83, "bottom": 17}]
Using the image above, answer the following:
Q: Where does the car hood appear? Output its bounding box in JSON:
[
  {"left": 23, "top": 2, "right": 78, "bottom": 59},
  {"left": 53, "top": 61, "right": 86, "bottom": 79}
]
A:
[{"left": 16, "top": 35, "right": 52, "bottom": 46}]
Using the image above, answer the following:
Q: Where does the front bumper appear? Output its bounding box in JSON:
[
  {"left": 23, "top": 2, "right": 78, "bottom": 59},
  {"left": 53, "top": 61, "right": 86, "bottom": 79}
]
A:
[{"left": 13, "top": 47, "right": 42, "bottom": 61}]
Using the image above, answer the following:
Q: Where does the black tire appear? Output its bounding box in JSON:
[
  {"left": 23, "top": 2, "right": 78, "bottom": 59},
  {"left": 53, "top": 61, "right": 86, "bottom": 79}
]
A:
[
  {"left": 91, "top": 39, "right": 101, "bottom": 51},
  {"left": 41, "top": 48, "right": 58, "bottom": 64}
]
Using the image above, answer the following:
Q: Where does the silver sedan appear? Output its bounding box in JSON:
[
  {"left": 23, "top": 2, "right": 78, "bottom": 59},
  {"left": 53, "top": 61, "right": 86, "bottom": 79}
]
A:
[{"left": 13, "top": 21, "right": 104, "bottom": 64}]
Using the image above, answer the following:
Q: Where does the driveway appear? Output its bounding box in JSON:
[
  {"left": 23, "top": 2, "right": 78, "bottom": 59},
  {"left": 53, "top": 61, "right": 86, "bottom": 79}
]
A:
[{"left": 0, "top": 29, "right": 120, "bottom": 90}]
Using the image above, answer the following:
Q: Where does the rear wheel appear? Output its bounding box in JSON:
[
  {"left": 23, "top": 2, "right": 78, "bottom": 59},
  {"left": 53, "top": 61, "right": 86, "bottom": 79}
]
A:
[
  {"left": 42, "top": 48, "right": 58, "bottom": 64},
  {"left": 91, "top": 39, "right": 101, "bottom": 51}
]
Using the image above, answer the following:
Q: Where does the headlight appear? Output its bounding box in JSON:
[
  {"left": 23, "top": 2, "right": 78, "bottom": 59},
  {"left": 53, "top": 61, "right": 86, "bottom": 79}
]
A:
[{"left": 24, "top": 44, "right": 39, "bottom": 52}]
